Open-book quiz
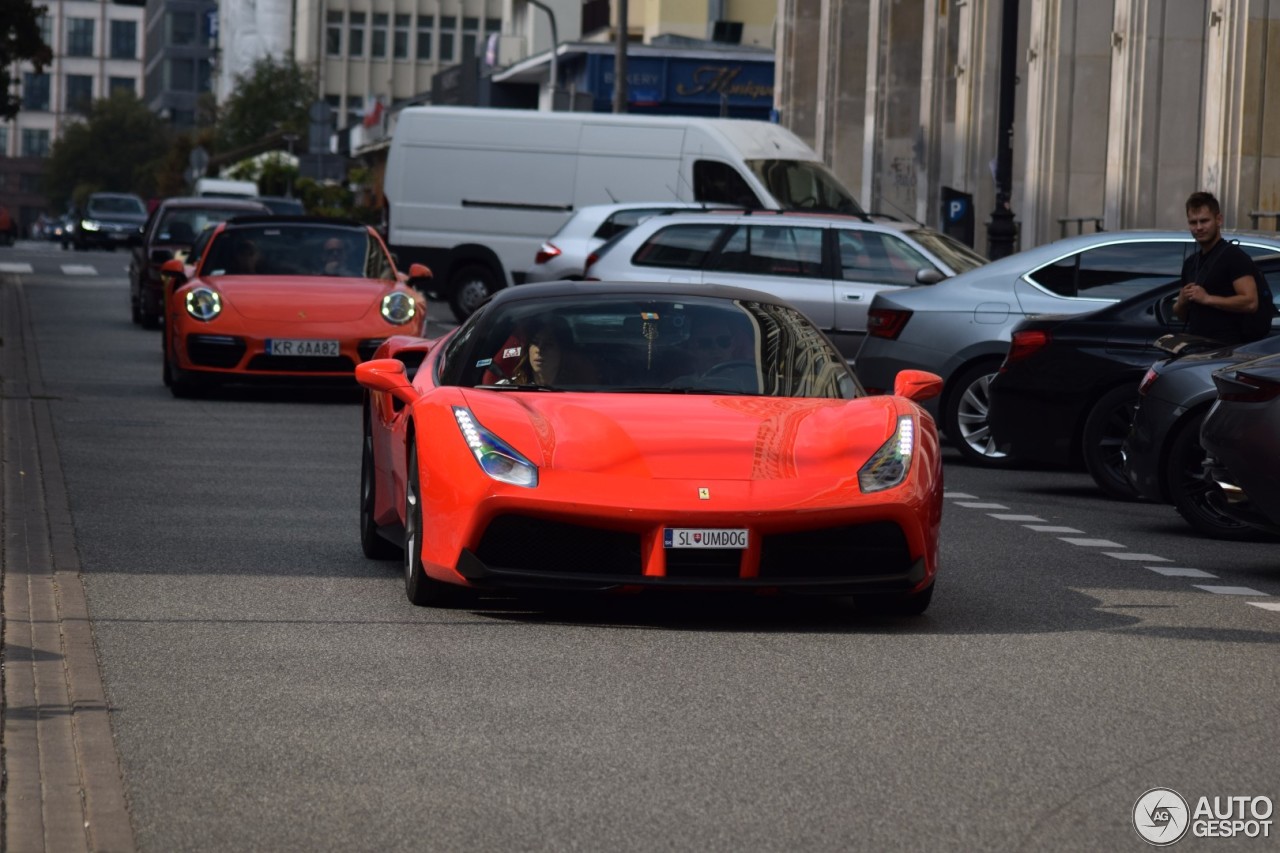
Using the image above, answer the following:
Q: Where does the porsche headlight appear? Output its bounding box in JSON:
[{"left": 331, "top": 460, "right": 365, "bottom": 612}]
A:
[
  {"left": 380, "top": 292, "right": 417, "bottom": 325},
  {"left": 80, "top": 219, "right": 101, "bottom": 232},
  {"left": 858, "top": 415, "right": 914, "bottom": 492},
  {"left": 453, "top": 407, "right": 538, "bottom": 487},
  {"left": 184, "top": 286, "right": 222, "bottom": 321}
]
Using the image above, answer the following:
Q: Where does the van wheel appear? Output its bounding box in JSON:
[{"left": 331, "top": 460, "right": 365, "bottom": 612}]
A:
[{"left": 448, "top": 264, "right": 501, "bottom": 323}]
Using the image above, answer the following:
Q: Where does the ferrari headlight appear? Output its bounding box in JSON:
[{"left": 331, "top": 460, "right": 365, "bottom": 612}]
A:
[
  {"left": 184, "top": 286, "right": 222, "bottom": 321},
  {"left": 858, "top": 415, "right": 914, "bottom": 492},
  {"left": 453, "top": 407, "right": 538, "bottom": 487},
  {"left": 80, "top": 219, "right": 101, "bottom": 232},
  {"left": 380, "top": 292, "right": 417, "bottom": 325}
]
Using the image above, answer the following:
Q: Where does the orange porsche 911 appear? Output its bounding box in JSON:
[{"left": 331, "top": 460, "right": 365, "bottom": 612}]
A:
[
  {"left": 356, "top": 281, "right": 945, "bottom": 615},
  {"left": 162, "top": 216, "right": 430, "bottom": 396}
]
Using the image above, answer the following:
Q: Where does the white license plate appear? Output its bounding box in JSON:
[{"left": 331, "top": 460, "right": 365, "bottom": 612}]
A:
[
  {"left": 663, "top": 528, "right": 749, "bottom": 549},
  {"left": 266, "top": 339, "right": 340, "bottom": 357}
]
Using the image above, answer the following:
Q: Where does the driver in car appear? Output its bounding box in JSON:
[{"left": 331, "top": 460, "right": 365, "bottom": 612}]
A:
[{"left": 665, "top": 311, "right": 756, "bottom": 389}]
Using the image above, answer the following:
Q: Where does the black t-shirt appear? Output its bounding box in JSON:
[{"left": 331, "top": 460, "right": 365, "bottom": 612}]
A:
[{"left": 1181, "top": 239, "right": 1269, "bottom": 344}]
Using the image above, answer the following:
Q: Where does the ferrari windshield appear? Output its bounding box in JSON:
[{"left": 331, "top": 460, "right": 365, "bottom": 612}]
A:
[
  {"left": 446, "top": 295, "right": 862, "bottom": 399},
  {"left": 200, "top": 223, "right": 396, "bottom": 280}
]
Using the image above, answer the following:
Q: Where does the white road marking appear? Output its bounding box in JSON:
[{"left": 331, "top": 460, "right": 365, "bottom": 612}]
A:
[
  {"left": 0, "top": 262, "right": 34, "bottom": 273},
  {"left": 1024, "top": 525, "right": 1084, "bottom": 533},
  {"left": 955, "top": 502, "right": 1008, "bottom": 509},
  {"left": 988, "top": 514, "right": 1045, "bottom": 521},
  {"left": 1060, "top": 537, "right": 1125, "bottom": 547},
  {"left": 1248, "top": 602, "right": 1280, "bottom": 612},
  {"left": 943, "top": 492, "right": 978, "bottom": 499},
  {"left": 1104, "top": 552, "right": 1170, "bottom": 561},
  {"left": 60, "top": 264, "right": 97, "bottom": 275},
  {"left": 1194, "top": 585, "right": 1269, "bottom": 596},
  {"left": 1147, "top": 567, "right": 1217, "bottom": 578}
]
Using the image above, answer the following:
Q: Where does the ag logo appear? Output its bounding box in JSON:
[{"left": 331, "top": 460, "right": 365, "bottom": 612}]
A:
[{"left": 1134, "top": 788, "right": 1190, "bottom": 846}]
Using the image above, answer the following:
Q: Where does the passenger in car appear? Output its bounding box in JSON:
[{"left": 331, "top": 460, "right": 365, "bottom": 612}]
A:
[{"left": 494, "top": 318, "right": 599, "bottom": 387}]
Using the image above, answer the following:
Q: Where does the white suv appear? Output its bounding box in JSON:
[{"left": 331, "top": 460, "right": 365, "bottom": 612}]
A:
[{"left": 584, "top": 211, "right": 987, "bottom": 363}]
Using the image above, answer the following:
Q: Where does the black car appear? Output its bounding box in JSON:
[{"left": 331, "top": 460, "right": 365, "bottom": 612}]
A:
[
  {"left": 988, "top": 253, "right": 1280, "bottom": 499},
  {"left": 1123, "top": 334, "right": 1280, "bottom": 539},
  {"left": 74, "top": 192, "right": 148, "bottom": 250}
]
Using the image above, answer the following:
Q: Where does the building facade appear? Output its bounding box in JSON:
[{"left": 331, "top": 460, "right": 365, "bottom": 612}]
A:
[{"left": 143, "top": 0, "right": 218, "bottom": 128}]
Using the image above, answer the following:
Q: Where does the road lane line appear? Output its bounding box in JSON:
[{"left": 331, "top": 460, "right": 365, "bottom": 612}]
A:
[
  {"left": 1194, "top": 585, "right": 1269, "bottom": 596},
  {"left": 60, "top": 264, "right": 97, "bottom": 275},
  {"left": 1023, "top": 525, "right": 1083, "bottom": 533},
  {"left": 1059, "top": 537, "right": 1125, "bottom": 547},
  {"left": 955, "top": 501, "right": 1008, "bottom": 509},
  {"left": 1147, "top": 567, "right": 1217, "bottom": 578},
  {"left": 1248, "top": 602, "right": 1280, "bottom": 611},
  {"left": 0, "top": 262, "right": 34, "bottom": 273},
  {"left": 988, "top": 514, "right": 1044, "bottom": 521},
  {"left": 1103, "top": 552, "right": 1170, "bottom": 561},
  {"left": 943, "top": 492, "right": 978, "bottom": 499}
]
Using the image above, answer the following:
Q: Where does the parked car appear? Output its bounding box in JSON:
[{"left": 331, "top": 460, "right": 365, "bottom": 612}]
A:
[
  {"left": 256, "top": 196, "right": 305, "bottom": 215},
  {"left": 524, "top": 202, "right": 736, "bottom": 283},
  {"left": 73, "top": 192, "right": 149, "bottom": 250},
  {"left": 855, "top": 230, "right": 1280, "bottom": 464},
  {"left": 355, "top": 280, "right": 944, "bottom": 613},
  {"left": 582, "top": 210, "right": 987, "bottom": 365},
  {"left": 1123, "top": 334, "right": 1280, "bottom": 539},
  {"left": 988, "top": 253, "right": 1280, "bottom": 496},
  {"left": 1201, "top": 351, "right": 1280, "bottom": 535},
  {"left": 159, "top": 216, "right": 431, "bottom": 397},
  {"left": 129, "top": 196, "right": 271, "bottom": 328}
]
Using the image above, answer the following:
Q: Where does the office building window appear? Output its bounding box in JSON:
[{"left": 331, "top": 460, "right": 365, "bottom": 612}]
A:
[
  {"left": 38, "top": 15, "right": 52, "bottom": 47},
  {"left": 371, "top": 13, "right": 388, "bottom": 58},
  {"left": 439, "top": 15, "right": 456, "bottom": 62},
  {"left": 66, "top": 75, "right": 94, "bottom": 113},
  {"left": 326, "top": 11, "right": 342, "bottom": 55},
  {"left": 172, "top": 12, "right": 196, "bottom": 45},
  {"left": 349, "top": 12, "right": 365, "bottom": 57},
  {"left": 67, "top": 18, "right": 95, "bottom": 57},
  {"left": 416, "top": 15, "right": 433, "bottom": 61},
  {"left": 23, "top": 73, "right": 50, "bottom": 111},
  {"left": 108, "top": 76, "right": 136, "bottom": 96},
  {"left": 110, "top": 20, "right": 137, "bottom": 59},
  {"left": 486, "top": 17, "right": 501, "bottom": 36},
  {"left": 394, "top": 14, "right": 410, "bottom": 58},
  {"left": 171, "top": 58, "right": 195, "bottom": 91},
  {"left": 461, "top": 16, "right": 480, "bottom": 60},
  {"left": 21, "top": 129, "right": 51, "bottom": 158}
]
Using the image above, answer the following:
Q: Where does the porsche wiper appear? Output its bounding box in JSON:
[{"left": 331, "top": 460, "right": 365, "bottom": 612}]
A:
[{"left": 474, "top": 383, "right": 565, "bottom": 392}]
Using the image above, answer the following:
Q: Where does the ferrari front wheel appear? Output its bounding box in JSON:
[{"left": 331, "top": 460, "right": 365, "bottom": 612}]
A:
[
  {"left": 360, "top": 408, "right": 400, "bottom": 560},
  {"left": 403, "top": 441, "right": 467, "bottom": 607}
]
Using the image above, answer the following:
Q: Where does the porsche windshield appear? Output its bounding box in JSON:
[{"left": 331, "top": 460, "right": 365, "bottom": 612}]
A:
[
  {"left": 746, "top": 160, "right": 864, "bottom": 215},
  {"left": 200, "top": 225, "right": 396, "bottom": 279},
  {"left": 449, "top": 295, "right": 862, "bottom": 399}
]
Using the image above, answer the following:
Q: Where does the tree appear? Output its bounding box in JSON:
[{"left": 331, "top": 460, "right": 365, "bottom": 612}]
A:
[
  {"left": 1, "top": 0, "right": 53, "bottom": 120},
  {"left": 216, "top": 57, "right": 313, "bottom": 152},
  {"left": 43, "top": 91, "right": 172, "bottom": 208}
]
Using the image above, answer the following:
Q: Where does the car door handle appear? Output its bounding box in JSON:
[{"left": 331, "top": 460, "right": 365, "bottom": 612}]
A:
[{"left": 843, "top": 293, "right": 863, "bottom": 301}]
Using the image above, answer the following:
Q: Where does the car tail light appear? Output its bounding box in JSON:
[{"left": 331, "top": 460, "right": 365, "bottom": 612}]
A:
[
  {"left": 1138, "top": 366, "right": 1160, "bottom": 397},
  {"left": 1216, "top": 369, "right": 1280, "bottom": 402},
  {"left": 1001, "top": 329, "right": 1051, "bottom": 371},
  {"left": 866, "top": 308, "right": 912, "bottom": 340},
  {"left": 582, "top": 251, "right": 601, "bottom": 280},
  {"left": 534, "top": 242, "right": 561, "bottom": 265}
]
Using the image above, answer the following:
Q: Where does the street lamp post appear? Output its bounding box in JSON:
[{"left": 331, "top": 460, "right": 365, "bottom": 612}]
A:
[
  {"left": 525, "top": 0, "right": 559, "bottom": 107},
  {"left": 613, "top": 0, "right": 628, "bottom": 113},
  {"left": 986, "top": 0, "right": 1019, "bottom": 260}
]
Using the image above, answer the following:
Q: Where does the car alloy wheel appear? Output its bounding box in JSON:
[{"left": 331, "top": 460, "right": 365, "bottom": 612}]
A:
[
  {"left": 403, "top": 441, "right": 466, "bottom": 606},
  {"left": 944, "top": 362, "right": 1013, "bottom": 466},
  {"left": 448, "top": 263, "right": 500, "bottom": 323},
  {"left": 1165, "top": 413, "right": 1260, "bottom": 540},
  {"left": 1082, "top": 384, "right": 1141, "bottom": 501}
]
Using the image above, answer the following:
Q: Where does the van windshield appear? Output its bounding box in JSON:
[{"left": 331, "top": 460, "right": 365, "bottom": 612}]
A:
[{"left": 747, "top": 160, "right": 865, "bottom": 216}]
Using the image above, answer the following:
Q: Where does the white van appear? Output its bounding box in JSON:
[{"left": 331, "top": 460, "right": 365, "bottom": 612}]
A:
[
  {"left": 383, "top": 106, "right": 865, "bottom": 320},
  {"left": 195, "top": 177, "right": 259, "bottom": 199}
]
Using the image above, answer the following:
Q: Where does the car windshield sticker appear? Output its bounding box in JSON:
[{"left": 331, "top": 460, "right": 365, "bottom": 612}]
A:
[
  {"left": 503, "top": 346, "right": 522, "bottom": 359},
  {"left": 476, "top": 358, "right": 493, "bottom": 367},
  {"left": 641, "top": 313, "right": 659, "bottom": 368}
]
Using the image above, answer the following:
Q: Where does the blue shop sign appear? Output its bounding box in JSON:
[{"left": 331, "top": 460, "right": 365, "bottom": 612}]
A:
[{"left": 585, "top": 54, "right": 774, "bottom": 111}]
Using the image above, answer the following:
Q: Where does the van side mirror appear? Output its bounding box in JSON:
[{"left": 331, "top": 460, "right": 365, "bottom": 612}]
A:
[{"left": 915, "top": 268, "right": 946, "bottom": 285}]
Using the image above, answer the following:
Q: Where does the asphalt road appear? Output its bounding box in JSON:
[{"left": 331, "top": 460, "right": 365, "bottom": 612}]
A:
[{"left": 3, "top": 240, "right": 1279, "bottom": 851}]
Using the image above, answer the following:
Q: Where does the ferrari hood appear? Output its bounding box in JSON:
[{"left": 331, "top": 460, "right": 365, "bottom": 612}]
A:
[
  {"left": 459, "top": 392, "right": 905, "bottom": 481},
  {"left": 210, "top": 277, "right": 391, "bottom": 322}
]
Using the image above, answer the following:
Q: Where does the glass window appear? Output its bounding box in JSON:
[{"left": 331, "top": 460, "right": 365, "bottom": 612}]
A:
[
  {"left": 711, "top": 225, "right": 826, "bottom": 278},
  {"left": 1029, "top": 241, "right": 1188, "bottom": 299},
  {"left": 462, "top": 16, "right": 480, "bottom": 59},
  {"left": 416, "top": 15, "right": 435, "bottom": 60},
  {"left": 171, "top": 12, "right": 196, "bottom": 46},
  {"left": 21, "top": 129, "right": 50, "bottom": 158},
  {"left": 201, "top": 225, "right": 395, "bottom": 280},
  {"left": 838, "top": 230, "right": 935, "bottom": 286},
  {"left": 485, "top": 17, "right": 501, "bottom": 35},
  {"left": 108, "top": 76, "right": 136, "bottom": 96},
  {"left": 631, "top": 224, "right": 726, "bottom": 269},
  {"left": 67, "top": 18, "right": 95, "bottom": 57},
  {"left": 23, "top": 73, "right": 50, "bottom": 111},
  {"left": 693, "top": 161, "right": 761, "bottom": 208},
  {"left": 439, "top": 15, "right": 456, "bottom": 61},
  {"left": 746, "top": 159, "right": 865, "bottom": 216},
  {"left": 371, "top": 13, "right": 388, "bottom": 57},
  {"left": 349, "top": 12, "right": 365, "bottom": 57},
  {"left": 0, "top": 127, "right": 9, "bottom": 156},
  {"left": 110, "top": 20, "right": 137, "bottom": 59},
  {"left": 171, "top": 58, "right": 196, "bottom": 91},
  {"left": 38, "top": 14, "right": 52, "bottom": 47},
  {"left": 594, "top": 208, "right": 678, "bottom": 241},
  {"left": 326, "top": 11, "right": 343, "bottom": 55},
  {"left": 66, "top": 75, "right": 94, "bottom": 114},
  {"left": 393, "top": 14, "right": 410, "bottom": 58}
]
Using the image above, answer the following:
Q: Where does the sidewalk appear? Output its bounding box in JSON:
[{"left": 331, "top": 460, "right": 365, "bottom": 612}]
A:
[{"left": 1, "top": 277, "right": 136, "bottom": 852}]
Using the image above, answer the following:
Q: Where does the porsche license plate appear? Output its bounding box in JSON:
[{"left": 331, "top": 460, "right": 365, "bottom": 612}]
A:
[
  {"left": 663, "top": 528, "right": 748, "bottom": 549},
  {"left": 266, "top": 339, "right": 339, "bottom": 357}
]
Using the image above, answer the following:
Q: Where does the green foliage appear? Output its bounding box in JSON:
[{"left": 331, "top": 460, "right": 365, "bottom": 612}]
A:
[
  {"left": 295, "top": 177, "right": 352, "bottom": 218},
  {"left": 43, "top": 91, "right": 172, "bottom": 208},
  {"left": 216, "top": 57, "right": 314, "bottom": 151},
  {"left": 1, "top": 0, "right": 53, "bottom": 121}
]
